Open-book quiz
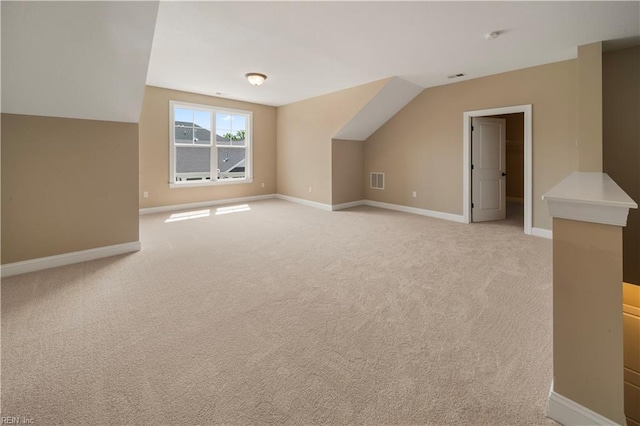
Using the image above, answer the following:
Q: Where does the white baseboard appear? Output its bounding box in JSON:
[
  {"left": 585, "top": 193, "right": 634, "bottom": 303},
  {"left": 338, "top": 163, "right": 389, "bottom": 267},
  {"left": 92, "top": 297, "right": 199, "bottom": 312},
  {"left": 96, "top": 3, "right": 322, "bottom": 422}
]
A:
[
  {"left": 275, "top": 194, "right": 332, "bottom": 211},
  {"left": 1, "top": 241, "right": 141, "bottom": 278},
  {"left": 276, "top": 197, "right": 465, "bottom": 226},
  {"left": 548, "top": 388, "right": 621, "bottom": 426},
  {"left": 332, "top": 200, "right": 365, "bottom": 211},
  {"left": 532, "top": 227, "right": 553, "bottom": 239},
  {"left": 140, "top": 193, "right": 521, "bottom": 229},
  {"left": 140, "top": 194, "right": 276, "bottom": 215},
  {"left": 363, "top": 200, "right": 466, "bottom": 223},
  {"left": 272, "top": 196, "right": 465, "bottom": 226}
]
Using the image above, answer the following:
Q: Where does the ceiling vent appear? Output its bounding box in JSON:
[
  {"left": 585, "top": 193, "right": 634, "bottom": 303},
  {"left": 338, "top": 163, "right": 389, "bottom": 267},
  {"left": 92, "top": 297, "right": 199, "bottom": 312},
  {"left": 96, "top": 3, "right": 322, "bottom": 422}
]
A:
[{"left": 447, "top": 73, "right": 466, "bottom": 79}]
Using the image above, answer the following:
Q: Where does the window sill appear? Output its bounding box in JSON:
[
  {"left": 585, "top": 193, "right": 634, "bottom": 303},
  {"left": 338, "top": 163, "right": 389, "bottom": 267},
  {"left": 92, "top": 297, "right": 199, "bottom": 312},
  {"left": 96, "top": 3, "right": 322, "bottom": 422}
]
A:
[{"left": 169, "top": 178, "right": 253, "bottom": 189}]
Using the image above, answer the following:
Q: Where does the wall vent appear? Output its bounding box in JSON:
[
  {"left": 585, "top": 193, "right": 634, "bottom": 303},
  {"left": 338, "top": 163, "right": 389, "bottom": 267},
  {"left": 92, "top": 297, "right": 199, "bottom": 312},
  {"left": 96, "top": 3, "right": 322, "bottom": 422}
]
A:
[{"left": 370, "top": 172, "right": 385, "bottom": 190}]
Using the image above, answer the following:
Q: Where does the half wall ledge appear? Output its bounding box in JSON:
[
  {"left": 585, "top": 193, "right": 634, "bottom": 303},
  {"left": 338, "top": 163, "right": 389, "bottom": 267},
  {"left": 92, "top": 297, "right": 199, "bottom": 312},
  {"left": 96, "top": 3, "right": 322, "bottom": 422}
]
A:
[
  {"left": 542, "top": 172, "right": 637, "bottom": 226},
  {"left": 543, "top": 171, "right": 637, "bottom": 426}
]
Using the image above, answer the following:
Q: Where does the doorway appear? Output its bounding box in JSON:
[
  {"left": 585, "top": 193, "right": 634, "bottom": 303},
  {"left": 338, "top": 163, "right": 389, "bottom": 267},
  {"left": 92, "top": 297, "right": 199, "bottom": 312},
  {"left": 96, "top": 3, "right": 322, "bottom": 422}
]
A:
[
  {"left": 463, "top": 105, "right": 532, "bottom": 235},
  {"left": 484, "top": 112, "right": 525, "bottom": 226}
]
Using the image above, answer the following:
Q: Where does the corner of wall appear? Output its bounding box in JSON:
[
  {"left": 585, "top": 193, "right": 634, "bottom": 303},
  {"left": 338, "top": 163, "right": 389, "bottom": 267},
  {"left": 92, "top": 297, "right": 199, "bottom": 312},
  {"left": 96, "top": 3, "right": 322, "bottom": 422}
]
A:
[
  {"left": 577, "top": 42, "right": 603, "bottom": 173},
  {"left": 276, "top": 79, "right": 389, "bottom": 205}
]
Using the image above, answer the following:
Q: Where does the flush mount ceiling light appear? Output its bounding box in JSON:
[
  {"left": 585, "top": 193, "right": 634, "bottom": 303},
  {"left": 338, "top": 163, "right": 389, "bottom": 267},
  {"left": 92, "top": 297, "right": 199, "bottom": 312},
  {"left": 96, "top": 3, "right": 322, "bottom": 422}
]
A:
[
  {"left": 245, "top": 73, "right": 267, "bottom": 86},
  {"left": 485, "top": 31, "right": 500, "bottom": 40}
]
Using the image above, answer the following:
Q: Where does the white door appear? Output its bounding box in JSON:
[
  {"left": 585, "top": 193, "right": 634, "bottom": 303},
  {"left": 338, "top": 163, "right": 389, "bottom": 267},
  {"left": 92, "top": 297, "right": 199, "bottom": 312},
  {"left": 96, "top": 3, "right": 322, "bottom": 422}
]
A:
[{"left": 472, "top": 117, "right": 506, "bottom": 222}]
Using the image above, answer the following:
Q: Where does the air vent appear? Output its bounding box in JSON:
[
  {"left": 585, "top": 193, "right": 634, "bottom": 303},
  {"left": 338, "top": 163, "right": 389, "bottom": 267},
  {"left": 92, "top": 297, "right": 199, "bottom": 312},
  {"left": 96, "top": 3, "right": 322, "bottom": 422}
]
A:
[
  {"left": 447, "top": 73, "right": 466, "bottom": 79},
  {"left": 370, "top": 172, "right": 384, "bottom": 190}
]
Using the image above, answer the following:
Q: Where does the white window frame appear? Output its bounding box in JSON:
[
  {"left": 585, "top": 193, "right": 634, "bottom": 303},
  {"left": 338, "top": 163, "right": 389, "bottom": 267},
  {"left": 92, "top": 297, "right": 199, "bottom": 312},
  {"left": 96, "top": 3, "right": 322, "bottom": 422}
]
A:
[{"left": 169, "top": 100, "right": 253, "bottom": 188}]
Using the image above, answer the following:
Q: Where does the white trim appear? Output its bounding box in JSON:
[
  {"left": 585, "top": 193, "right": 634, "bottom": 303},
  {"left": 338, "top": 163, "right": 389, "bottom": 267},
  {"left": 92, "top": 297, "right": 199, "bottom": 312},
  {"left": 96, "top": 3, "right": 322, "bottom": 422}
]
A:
[
  {"left": 545, "top": 199, "right": 633, "bottom": 227},
  {"left": 275, "top": 194, "right": 332, "bottom": 211},
  {"left": 142, "top": 194, "right": 465, "bottom": 222},
  {"left": 463, "top": 105, "right": 533, "bottom": 235},
  {"left": 140, "top": 194, "right": 276, "bottom": 215},
  {"left": 531, "top": 227, "right": 553, "bottom": 239},
  {"left": 1, "top": 241, "right": 141, "bottom": 278},
  {"left": 332, "top": 200, "right": 365, "bottom": 211},
  {"left": 169, "top": 178, "right": 253, "bottom": 189},
  {"left": 542, "top": 172, "right": 637, "bottom": 227},
  {"left": 548, "top": 387, "right": 621, "bottom": 426},
  {"left": 281, "top": 195, "right": 473, "bottom": 222},
  {"left": 363, "top": 200, "right": 466, "bottom": 223}
]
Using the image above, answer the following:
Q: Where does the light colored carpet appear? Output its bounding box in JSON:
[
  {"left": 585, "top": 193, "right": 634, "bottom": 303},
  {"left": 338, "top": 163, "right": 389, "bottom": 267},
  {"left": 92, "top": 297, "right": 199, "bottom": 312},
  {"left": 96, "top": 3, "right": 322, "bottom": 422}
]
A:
[{"left": 1, "top": 199, "right": 556, "bottom": 425}]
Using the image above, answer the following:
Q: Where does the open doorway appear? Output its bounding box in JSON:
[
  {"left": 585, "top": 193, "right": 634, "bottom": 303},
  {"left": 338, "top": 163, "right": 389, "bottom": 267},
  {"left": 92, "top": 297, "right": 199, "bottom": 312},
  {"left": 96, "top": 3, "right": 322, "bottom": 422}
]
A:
[
  {"left": 487, "top": 112, "right": 525, "bottom": 227},
  {"left": 463, "top": 105, "right": 533, "bottom": 235}
]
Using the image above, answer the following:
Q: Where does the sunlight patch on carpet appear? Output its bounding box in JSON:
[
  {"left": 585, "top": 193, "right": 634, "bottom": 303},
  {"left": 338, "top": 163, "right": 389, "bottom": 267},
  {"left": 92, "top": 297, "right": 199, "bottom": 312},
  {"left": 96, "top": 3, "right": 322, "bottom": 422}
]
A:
[
  {"left": 215, "top": 204, "right": 251, "bottom": 215},
  {"left": 165, "top": 209, "right": 211, "bottom": 223}
]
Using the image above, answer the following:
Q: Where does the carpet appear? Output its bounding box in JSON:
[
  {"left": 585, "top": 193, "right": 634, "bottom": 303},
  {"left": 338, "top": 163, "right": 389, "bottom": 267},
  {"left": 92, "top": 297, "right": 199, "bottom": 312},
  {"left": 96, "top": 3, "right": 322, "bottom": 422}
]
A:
[{"left": 1, "top": 199, "right": 556, "bottom": 425}]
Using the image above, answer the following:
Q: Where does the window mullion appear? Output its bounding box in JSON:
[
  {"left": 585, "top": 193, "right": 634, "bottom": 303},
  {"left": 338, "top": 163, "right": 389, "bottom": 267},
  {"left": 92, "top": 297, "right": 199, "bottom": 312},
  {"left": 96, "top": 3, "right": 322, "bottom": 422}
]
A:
[
  {"left": 211, "top": 110, "right": 217, "bottom": 181},
  {"left": 170, "top": 104, "right": 175, "bottom": 183}
]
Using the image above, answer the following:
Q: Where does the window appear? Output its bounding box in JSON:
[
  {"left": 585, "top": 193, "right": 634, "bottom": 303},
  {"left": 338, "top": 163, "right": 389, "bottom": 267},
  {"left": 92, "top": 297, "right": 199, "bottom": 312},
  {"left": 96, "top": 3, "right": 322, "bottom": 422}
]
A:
[{"left": 169, "top": 101, "right": 252, "bottom": 187}]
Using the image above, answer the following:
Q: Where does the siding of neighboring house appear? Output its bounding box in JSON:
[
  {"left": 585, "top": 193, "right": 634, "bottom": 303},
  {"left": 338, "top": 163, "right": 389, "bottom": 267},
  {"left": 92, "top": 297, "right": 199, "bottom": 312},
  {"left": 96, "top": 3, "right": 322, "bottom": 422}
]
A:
[
  {"left": 176, "top": 147, "right": 211, "bottom": 174},
  {"left": 174, "top": 127, "right": 245, "bottom": 176}
]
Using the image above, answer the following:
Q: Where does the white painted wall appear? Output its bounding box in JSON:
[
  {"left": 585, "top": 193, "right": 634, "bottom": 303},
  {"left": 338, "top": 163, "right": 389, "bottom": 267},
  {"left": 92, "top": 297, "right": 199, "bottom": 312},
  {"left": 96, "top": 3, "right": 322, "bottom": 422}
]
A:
[{"left": 1, "top": 2, "right": 159, "bottom": 123}]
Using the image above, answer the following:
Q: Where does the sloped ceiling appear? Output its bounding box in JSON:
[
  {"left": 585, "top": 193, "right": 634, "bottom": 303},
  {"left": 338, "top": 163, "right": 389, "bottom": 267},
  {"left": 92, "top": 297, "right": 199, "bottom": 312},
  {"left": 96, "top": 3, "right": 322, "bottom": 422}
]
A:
[
  {"left": 147, "top": 1, "right": 640, "bottom": 107},
  {"left": 1, "top": 1, "right": 639, "bottom": 122},
  {"left": 334, "top": 77, "right": 423, "bottom": 141},
  {"left": 1, "top": 2, "right": 159, "bottom": 123}
]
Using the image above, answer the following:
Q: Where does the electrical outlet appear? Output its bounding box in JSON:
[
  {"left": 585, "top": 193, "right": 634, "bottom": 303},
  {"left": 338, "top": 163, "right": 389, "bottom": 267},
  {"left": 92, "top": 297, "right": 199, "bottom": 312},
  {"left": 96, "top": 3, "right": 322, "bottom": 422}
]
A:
[
  {"left": 261, "top": 182, "right": 265, "bottom": 188},
  {"left": 308, "top": 187, "right": 312, "bottom": 192},
  {"left": 412, "top": 191, "right": 417, "bottom": 198},
  {"left": 143, "top": 191, "right": 149, "bottom": 198}
]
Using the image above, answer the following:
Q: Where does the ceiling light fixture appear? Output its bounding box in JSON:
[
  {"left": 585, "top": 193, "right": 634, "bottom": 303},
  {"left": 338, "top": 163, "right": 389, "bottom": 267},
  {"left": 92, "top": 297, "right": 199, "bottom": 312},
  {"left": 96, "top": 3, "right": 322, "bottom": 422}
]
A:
[
  {"left": 245, "top": 73, "right": 267, "bottom": 86},
  {"left": 485, "top": 31, "right": 500, "bottom": 40}
]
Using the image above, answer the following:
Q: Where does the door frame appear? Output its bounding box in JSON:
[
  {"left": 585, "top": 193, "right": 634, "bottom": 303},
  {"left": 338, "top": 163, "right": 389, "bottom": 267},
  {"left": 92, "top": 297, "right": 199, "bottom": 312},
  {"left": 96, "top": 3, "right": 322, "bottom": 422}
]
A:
[{"left": 463, "top": 104, "right": 532, "bottom": 234}]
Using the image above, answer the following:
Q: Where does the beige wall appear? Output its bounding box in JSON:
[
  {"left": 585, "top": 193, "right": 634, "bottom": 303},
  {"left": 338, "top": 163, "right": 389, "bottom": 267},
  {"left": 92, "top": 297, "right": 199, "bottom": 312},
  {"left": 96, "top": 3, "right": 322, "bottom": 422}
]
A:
[
  {"left": 603, "top": 46, "right": 640, "bottom": 285},
  {"left": 552, "top": 218, "right": 625, "bottom": 424},
  {"left": 577, "top": 42, "right": 603, "bottom": 172},
  {"left": 277, "top": 79, "right": 387, "bottom": 205},
  {"left": 331, "top": 139, "right": 364, "bottom": 205},
  {"left": 1, "top": 114, "right": 139, "bottom": 264},
  {"left": 364, "top": 60, "right": 579, "bottom": 230},
  {"left": 139, "top": 86, "right": 277, "bottom": 209}
]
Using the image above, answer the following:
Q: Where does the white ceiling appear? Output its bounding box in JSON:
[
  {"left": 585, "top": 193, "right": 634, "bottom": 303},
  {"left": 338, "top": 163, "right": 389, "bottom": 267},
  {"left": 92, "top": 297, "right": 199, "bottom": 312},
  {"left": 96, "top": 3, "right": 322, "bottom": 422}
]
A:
[
  {"left": 1, "top": 1, "right": 639, "bottom": 123},
  {"left": 1, "top": 1, "right": 158, "bottom": 123},
  {"left": 147, "top": 1, "right": 640, "bottom": 107}
]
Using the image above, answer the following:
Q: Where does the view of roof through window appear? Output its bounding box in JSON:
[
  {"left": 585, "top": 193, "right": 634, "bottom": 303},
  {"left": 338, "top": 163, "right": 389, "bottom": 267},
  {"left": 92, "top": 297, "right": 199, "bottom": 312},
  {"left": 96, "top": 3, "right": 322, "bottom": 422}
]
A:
[{"left": 173, "top": 108, "right": 247, "bottom": 181}]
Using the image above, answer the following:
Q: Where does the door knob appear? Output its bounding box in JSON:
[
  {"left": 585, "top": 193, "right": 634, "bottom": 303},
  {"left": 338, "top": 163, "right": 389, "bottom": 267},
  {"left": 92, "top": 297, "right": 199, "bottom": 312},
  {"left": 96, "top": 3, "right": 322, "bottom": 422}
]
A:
[{"left": 501, "top": 172, "right": 507, "bottom": 176}]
